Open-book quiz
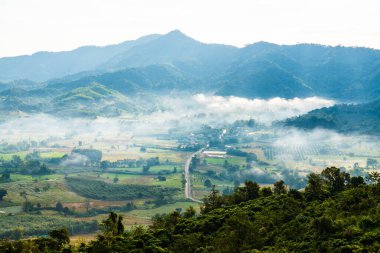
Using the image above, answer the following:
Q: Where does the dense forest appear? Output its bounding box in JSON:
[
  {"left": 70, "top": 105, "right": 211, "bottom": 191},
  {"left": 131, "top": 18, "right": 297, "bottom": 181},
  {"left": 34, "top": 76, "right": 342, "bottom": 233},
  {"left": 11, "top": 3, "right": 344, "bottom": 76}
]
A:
[
  {"left": 283, "top": 99, "right": 380, "bottom": 135},
  {"left": 2, "top": 167, "right": 380, "bottom": 252}
]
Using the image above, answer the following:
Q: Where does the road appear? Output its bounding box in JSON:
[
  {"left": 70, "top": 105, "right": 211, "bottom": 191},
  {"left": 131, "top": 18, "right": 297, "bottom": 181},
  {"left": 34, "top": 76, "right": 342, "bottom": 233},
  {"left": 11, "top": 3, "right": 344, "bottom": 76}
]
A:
[{"left": 184, "top": 149, "right": 204, "bottom": 203}]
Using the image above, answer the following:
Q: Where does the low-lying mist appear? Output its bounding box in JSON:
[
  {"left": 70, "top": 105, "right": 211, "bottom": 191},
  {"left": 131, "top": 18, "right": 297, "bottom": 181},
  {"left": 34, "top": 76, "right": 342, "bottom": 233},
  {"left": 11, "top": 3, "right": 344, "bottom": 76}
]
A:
[
  {"left": 155, "top": 94, "right": 335, "bottom": 125},
  {"left": 0, "top": 94, "right": 336, "bottom": 142}
]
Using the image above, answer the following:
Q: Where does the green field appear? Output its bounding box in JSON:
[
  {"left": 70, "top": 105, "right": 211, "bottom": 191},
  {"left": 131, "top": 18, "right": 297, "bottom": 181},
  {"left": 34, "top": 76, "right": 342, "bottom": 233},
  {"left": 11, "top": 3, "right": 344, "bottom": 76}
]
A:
[
  {"left": 65, "top": 177, "right": 180, "bottom": 201},
  {"left": 129, "top": 201, "right": 200, "bottom": 218},
  {"left": 0, "top": 214, "right": 98, "bottom": 239},
  {"left": 205, "top": 156, "right": 246, "bottom": 165}
]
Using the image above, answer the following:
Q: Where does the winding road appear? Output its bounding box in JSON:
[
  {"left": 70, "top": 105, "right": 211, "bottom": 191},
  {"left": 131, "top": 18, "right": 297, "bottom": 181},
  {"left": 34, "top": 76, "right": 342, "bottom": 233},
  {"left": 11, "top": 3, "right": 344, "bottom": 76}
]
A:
[{"left": 184, "top": 149, "right": 205, "bottom": 203}]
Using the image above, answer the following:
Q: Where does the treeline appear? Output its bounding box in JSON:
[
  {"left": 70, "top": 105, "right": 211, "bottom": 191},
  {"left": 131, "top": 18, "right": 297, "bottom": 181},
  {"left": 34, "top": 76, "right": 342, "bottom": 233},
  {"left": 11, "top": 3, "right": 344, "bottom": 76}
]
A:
[
  {"left": 283, "top": 99, "right": 380, "bottom": 135},
  {"left": 0, "top": 214, "right": 98, "bottom": 240},
  {"left": 65, "top": 177, "right": 179, "bottom": 202},
  {"left": 0, "top": 140, "right": 46, "bottom": 153},
  {"left": 100, "top": 157, "right": 161, "bottom": 170},
  {"left": 0, "top": 153, "right": 53, "bottom": 180},
  {"left": 4, "top": 166, "right": 380, "bottom": 252}
]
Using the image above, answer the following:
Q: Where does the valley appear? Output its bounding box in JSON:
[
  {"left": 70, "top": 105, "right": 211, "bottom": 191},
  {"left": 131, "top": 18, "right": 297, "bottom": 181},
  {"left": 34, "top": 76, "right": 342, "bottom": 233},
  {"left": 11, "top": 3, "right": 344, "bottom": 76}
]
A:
[{"left": 1, "top": 111, "right": 379, "bottom": 240}]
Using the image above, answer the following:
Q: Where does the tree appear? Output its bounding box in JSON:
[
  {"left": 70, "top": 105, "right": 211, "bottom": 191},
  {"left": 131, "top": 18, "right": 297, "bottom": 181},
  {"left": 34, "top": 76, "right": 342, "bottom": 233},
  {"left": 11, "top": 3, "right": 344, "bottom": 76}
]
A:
[
  {"left": 113, "top": 176, "right": 119, "bottom": 183},
  {"left": 244, "top": 180, "right": 260, "bottom": 200},
  {"left": 367, "top": 171, "right": 380, "bottom": 185},
  {"left": 0, "top": 188, "right": 7, "bottom": 201},
  {"left": 49, "top": 228, "right": 70, "bottom": 246},
  {"left": 101, "top": 212, "right": 124, "bottom": 236},
  {"left": 101, "top": 160, "right": 110, "bottom": 170},
  {"left": 273, "top": 180, "right": 287, "bottom": 195},
  {"left": 0, "top": 172, "right": 10, "bottom": 182},
  {"left": 349, "top": 176, "right": 365, "bottom": 188},
  {"left": 38, "top": 164, "right": 52, "bottom": 175},
  {"left": 11, "top": 155, "right": 23, "bottom": 168},
  {"left": 183, "top": 206, "right": 196, "bottom": 218},
  {"left": 204, "top": 179, "right": 212, "bottom": 188},
  {"left": 190, "top": 156, "right": 201, "bottom": 172},
  {"left": 201, "top": 185, "right": 223, "bottom": 214},
  {"left": 142, "top": 165, "right": 150, "bottom": 174},
  {"left": 84, "top": 199, "right": 91, "bottom": 213},
  {"left": 20, "top": 191, "right": 29, "bottom": 212},
  {"left": 260, "top": 187, "right": 273, "bottom": 197},
  {"left": 321, "top": 166, "right": 349, "bottom": 193},
  {"left": 62, "top": 207, "right": 70, "bottom": 216},
  {"left": 305, "top": 173, "right": 325, "bottom": 200},
  {"left": 157, "top": 176, "right": 166, "bottom": 181},
  {"left": 55, "top": 201, "right": 64, "bottom": 212}
]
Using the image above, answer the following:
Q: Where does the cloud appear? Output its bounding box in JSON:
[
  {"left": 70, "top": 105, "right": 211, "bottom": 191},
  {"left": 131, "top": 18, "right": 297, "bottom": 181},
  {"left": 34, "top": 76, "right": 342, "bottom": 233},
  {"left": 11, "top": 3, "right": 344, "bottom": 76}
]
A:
[
  {"left": 190, "top": 94, "right": 335, "bottom": 124},
  {"left": 273, "top": 128, "right": 345, "bottom": 147},
  {"left": 60, "top": 153, "right": 88, "bottom": 166},
  {"left": 0, "top": 95, "right": 336, "bottom": 142}
]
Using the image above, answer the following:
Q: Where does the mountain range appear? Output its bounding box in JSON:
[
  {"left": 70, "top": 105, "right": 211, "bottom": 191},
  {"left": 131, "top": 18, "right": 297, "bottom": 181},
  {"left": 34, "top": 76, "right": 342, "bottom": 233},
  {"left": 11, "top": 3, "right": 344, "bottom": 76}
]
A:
[{"left": 1, "top": 30, "right": 380, "bottom": 117}]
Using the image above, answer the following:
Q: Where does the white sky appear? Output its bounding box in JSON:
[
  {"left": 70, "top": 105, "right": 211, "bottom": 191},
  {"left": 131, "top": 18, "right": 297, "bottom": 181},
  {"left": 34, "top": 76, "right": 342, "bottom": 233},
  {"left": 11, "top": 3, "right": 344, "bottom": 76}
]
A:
[{"left": 0, "top": 0, "right": 379, "bottom": 57}]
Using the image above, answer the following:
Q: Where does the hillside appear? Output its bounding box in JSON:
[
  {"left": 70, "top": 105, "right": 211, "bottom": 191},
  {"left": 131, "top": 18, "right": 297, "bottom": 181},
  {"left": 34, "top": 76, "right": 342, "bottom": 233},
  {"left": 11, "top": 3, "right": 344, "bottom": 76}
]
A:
[
  {"left": 2, "top": 167, "right": 380, "bottom": 252},
  {"left": 0, "top": 83, "right": 138, "bottom": 118},
  {"left": 283, "top": 99, "right": 380, "bottom": 135},
  {"left": 44, "top": 64, "right": 198, "bottom": 95}
]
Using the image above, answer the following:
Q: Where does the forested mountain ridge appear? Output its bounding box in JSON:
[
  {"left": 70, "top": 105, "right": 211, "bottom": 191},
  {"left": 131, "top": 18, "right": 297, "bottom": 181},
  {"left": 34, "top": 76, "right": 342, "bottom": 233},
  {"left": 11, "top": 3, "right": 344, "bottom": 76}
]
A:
[
  {"left": 283, "top": 99, "right": 380, "bottom": 135},
  {"left": 2, "top": 167, "right": 380, "bottom": 252},
  {"left": 1, "top": 31, "right": 380, "bottom": 102},
  {"left": 0, "top": 34, "right": 161, "bottom": 82}
]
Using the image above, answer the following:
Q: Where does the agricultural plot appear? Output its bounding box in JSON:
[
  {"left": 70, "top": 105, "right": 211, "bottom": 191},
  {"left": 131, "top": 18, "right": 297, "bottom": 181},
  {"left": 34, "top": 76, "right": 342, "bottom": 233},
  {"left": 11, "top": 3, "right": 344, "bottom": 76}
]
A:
[
  {"left": 2, "top": 179, "right": 85, "bottom": 206},
  {"left": 65, "top": 177, "right": 180, "bottom": 201},
  {"left": 0, "top": 214, "right": 98, "bottom": 239},
  {"left": 204, "top": 156, "right": 246, "bottom": 166},
  {"left": 129, "top": 201, "right": 200, "bottom": 218},
  {"left": 261, "top": 144, "right": 343, "bottom": 161}
]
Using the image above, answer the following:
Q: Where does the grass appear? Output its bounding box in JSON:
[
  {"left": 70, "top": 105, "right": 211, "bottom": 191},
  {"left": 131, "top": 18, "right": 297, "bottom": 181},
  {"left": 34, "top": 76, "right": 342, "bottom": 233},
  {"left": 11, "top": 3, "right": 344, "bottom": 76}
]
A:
[
  {"left": 39, "top": 151, "right": 66, "bottom": 158},
  {"left": 85, "top": 172, "right": 183, "bottom": 188},
  {"left": 0, "top": 152, "right": 29, "bottom": 160},
  {"left": 129, "top": 201, "right": 200, "bottom": 218},
  {"left": 2, "top": 179, "right": 85, "bottom": 205},
  {"left": 205, "top": 156, "right": 246, "bottom": 166}
]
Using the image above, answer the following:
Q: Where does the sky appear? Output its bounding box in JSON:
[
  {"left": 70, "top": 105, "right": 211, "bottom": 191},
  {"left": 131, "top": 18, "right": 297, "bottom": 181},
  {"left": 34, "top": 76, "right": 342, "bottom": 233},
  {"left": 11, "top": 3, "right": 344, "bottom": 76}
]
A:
[{"left": 0, "top": 0, "right": 380, "bottom": 57}]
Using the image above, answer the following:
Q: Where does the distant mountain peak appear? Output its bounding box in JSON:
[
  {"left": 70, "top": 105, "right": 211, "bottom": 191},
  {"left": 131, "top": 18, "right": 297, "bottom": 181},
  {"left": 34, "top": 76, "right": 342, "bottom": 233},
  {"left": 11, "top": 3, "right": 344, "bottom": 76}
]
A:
[
  {"left": 163, "top": 30, "right": 196, "bottom": 42},
  {"left": 166, "top": 29, "right": 186, "bottom": 36}
]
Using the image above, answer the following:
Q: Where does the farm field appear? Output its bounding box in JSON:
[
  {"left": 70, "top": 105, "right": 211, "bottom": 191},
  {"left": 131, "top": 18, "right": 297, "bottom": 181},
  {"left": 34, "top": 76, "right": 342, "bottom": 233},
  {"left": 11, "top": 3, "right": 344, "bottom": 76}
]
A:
[
  {"left": 1, "top": 123, "right": 380, "bottom": 241},
  {"left": 0, "top": 130, "right": 202, "bottom": 239}
]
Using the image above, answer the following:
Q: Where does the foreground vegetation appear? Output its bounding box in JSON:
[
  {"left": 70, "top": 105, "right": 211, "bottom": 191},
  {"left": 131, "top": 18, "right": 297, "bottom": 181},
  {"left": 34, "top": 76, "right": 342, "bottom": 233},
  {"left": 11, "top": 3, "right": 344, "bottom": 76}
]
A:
[{"left": 2, "top": 167, "right": 380, "bottom": 252}]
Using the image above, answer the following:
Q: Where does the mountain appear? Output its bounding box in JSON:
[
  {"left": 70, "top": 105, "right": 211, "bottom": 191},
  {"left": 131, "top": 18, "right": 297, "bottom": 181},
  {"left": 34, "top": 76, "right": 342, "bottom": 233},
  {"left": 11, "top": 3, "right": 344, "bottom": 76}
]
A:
[
  {"left": 283, "top": 99, "right": 380, "bottom": 135},
  {"left": 0, "top": 34, "right": 160, "bottom": 82},
  {"left": 101, "top": 30, "right": 239, "bottom": 77},
  {"left": 216, "top": 56, "right": 313, "bottom": 99},
  {"left": 43, "top": 64, "right": 198, "bottom": 95},
  {"left": 0, "top": 83, "right": 139, "bottom": 118},
  {"left": 2, "top": 30, "right": 380, "bottom": 103},
  {"left": 50, "top": 83, "right": 137, "bottom": 118},
  {"left": 216, "top": 42, "right": 380, "bottom": 100}
]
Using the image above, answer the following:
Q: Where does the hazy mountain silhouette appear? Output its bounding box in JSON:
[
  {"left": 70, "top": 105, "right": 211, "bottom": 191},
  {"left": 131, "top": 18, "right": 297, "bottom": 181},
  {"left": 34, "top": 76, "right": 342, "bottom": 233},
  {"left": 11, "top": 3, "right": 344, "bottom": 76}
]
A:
[{"left": 1, "top": 30, "right": 380, "bottom": 102}]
